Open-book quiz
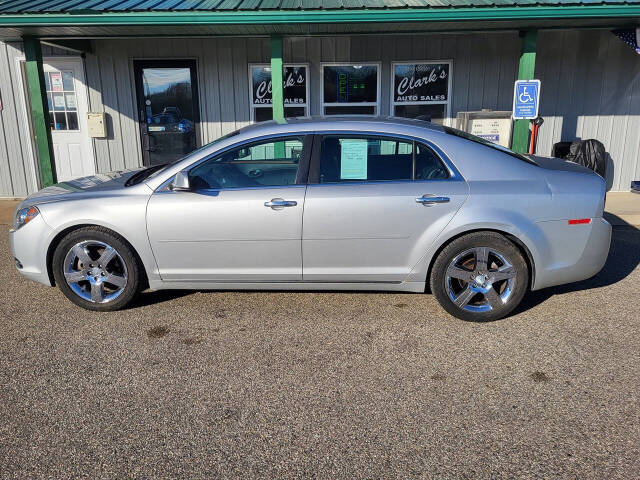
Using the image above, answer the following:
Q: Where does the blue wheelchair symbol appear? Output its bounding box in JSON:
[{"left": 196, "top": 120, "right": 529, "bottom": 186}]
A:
[
  {"left": 519, "top": 87, "right": 534, "bottom": 104},
  {"left": 513, "top": 80, "right": 540, "bottom": 119}
]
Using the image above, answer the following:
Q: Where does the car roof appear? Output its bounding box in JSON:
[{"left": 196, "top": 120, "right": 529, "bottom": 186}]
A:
[{"left": 237, "top": 116, "right": 445, "bottom": 136}]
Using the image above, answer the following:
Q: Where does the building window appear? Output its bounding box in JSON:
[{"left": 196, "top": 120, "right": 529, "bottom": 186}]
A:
[
  {"left": 391, "top": 61, "right": 452, "bottom": 124},
  {"left": 45, "top": 70, "right": 79, "bottom": 131},
  {"left": 249, "top": 64, "right": 309, "bottom": 122},
  {"left": 321, "top": 63, "right": 380, "bottom": 116}
]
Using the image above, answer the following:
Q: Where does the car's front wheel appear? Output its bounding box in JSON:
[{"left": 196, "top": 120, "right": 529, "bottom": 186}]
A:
[
  {"left": 430, "top": 232, "right": 529, "bottom": 321},
  {"left": 52, "top": 226, "right": 142, "bottom": 311}
]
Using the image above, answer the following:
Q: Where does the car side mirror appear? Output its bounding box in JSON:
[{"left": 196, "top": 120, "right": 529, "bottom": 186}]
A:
[{"left": 170, "top": 171, "right": 191, "bottom": 191}]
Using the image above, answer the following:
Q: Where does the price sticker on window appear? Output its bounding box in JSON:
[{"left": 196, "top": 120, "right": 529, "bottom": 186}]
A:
[{"left": 340, "top": 139, "right": 368, "bottom": 180}]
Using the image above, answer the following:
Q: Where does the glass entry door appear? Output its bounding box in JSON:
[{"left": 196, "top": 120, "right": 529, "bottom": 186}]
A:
[{"left": 134, "top": 60, "right": 201, "bottom": 166}]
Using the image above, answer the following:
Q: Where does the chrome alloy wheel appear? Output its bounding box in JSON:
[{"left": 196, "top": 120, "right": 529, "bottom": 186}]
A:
[
  {"left": 445, "top": 247, "right": 517, "bottom": 313},
  {"left": 63, "top": 240, "right": 128, "bottom": 304}
]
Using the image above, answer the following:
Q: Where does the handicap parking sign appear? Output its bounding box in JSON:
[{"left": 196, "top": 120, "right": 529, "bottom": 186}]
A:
[{"left": 512, "top": 79, "right": 541, "bottom": 120}]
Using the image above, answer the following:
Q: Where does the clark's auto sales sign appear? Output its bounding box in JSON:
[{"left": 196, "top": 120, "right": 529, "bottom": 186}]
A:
[
  {"left": 251, "top": 66, "right": 307, "bottom": 106},
  {"left": 393, "top": 63, "right": 449, "bottom": 103}
]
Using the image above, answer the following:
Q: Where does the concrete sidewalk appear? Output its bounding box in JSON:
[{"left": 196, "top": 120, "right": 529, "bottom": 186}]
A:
[
  {"left": 604, "top": 192, "right": 640, "bottom": 227},
  {"left": 0, "top": 199, "right": 20, "bottom": 226},
  {"left": 1, "top": 192, "right": 639, "bottom": 226}
]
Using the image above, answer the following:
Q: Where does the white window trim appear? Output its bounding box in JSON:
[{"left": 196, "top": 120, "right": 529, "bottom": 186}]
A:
[
  {"left": 390, "top": 60, "right": 453, "bottom": 125},
  {"left": 320, "top": 62, "right": 382, "bottom": 117},
  {"left": 248, "top": 63, "right": 310, "bottom": 123}
]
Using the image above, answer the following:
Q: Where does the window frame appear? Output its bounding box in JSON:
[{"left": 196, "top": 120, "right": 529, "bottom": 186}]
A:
[
  {"left": 248, "top": 63, "right": 310, "bottom": 123},
  {"left": 307, "top": 132, "right": 459, "bottom": 185},
  {"left": 390, "top": 60, "right": 453, "bottom": 124},
  {"left": 174, "top": 134, "right": 314, "bottom": 192},
  {"left": 46, "top": 69, "right": 80, "bottom": 132},
  {"left": 320, "top": 62, "right": 382, "bottom": 117}
]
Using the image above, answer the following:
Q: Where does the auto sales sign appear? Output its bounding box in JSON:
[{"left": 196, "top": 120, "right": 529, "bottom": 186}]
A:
[
  {"left": 393, "top": 63, "right": 450, "bottom": 103},
  {"left": 251, "top": 65, "right": 307, "bottom": 106}
]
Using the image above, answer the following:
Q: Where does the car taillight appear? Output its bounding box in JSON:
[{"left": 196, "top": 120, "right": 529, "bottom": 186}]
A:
[{"left": 568, "top": 218, "right": 592, "bottom": 225}]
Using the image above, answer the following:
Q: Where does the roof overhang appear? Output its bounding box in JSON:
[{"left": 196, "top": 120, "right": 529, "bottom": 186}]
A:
[{"left": 1, "top": 5, "right": 639, "bottom": 40}]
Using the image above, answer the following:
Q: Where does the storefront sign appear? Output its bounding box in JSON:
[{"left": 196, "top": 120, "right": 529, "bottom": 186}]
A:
[
  {"left": 251, "top": 65, "right": 307, "bottom": 106},
  {"left": 53, "top": 94, "right": 66, "bottom": 109},
  {"left": 323, "top": 65, "right": 378, "bottom": 104},
  {"left": 50, "top": 72, "right": 64, "bottom": 92},
  {"left": 393, "top": 63, "right": 449, "bottom": 103},
  {"left": 65, "top": 93, "right": 77, "bottom": 110}
]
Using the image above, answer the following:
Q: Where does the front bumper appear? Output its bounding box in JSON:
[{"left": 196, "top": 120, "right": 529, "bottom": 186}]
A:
[
  {"left": 532, "top": 217, "right": 612, "bottom": 290},
  {"left": 9, "top": 214, "right": 55, "bottom": 286}
]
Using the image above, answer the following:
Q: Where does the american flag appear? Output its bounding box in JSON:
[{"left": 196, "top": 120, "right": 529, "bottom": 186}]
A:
[{"left": 612, "top": 28, "right": 640, "bottom": 54}]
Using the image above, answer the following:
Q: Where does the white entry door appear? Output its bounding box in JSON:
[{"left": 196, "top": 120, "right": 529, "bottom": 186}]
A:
[{"left": 43, "top": 58, "right": 95, "bottom": 182}]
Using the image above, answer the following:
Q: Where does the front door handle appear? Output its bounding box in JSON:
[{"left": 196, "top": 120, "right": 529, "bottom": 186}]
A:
[
  {"left": 416, "top": 195, "right": 450, "bottom": 206},
  {"left": 264, "top": 198, "right": 297, "bottom": 209}
]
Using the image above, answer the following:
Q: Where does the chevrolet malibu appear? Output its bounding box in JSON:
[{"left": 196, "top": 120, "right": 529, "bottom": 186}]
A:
[{"left": 10, "top": 118, "right": 611, "bottom": 321}]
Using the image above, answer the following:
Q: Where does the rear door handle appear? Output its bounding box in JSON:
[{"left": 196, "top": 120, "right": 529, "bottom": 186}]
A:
[
  {"left": 264, "top": 198, "right": 297, "bottom": 209},
  {"left": 416, "top": 195, "right": 450, "bottom": 206}
]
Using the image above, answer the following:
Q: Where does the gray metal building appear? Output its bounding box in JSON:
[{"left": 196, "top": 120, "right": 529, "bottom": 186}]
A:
[{"left": 0, "top": 1, "right": 639, "bottom": 197}]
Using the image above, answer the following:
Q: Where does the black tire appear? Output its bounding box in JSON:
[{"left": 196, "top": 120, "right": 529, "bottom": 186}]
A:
[
  {"left": 430, "top": 232, "right": 529, "bottom": 322},
  {"left": 52, "top": 226, "right": 142, "bottom": 311}
]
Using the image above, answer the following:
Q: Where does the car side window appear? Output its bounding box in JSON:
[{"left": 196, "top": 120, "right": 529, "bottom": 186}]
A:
[
  {"left": 319, "top": 136, "right": 414, "bottom": 183},
  {"left": 415, "top": 142, "right": 449, "bottom": 180},
  {"left": 317, "top": 136, "right": 449, "bottom": 183},
  {"left": 188, "top": 136, "right": 304, "bottom": 190}
]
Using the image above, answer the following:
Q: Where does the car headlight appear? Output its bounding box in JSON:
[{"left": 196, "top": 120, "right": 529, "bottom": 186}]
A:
[{"left": 15, "top": 206, "right": 40, "bottom": 230}]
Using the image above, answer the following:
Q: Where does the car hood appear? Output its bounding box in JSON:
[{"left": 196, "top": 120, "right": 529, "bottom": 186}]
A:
[
  {"left": 18, "top": 168, "right": 146, "bottom": 210},
  {"left": 28, "top": 169, "right": 141, "bottom": 198}
]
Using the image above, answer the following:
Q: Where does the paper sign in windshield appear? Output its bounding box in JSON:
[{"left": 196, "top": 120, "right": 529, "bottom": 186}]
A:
[{"left": 340, "top": 139, "right": 368, "bottom": 180}]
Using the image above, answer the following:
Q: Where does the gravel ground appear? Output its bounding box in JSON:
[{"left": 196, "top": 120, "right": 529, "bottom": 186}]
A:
[{"left": 1, "top": 225, "right": 639, "bottom": 479}]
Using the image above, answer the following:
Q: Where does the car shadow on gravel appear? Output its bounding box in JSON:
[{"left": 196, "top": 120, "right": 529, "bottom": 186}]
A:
[
  {"left": 129, "top": 289, "right": 192, "bottom": 308},
  {"left": 513, "top": 221, "right": 640, "bottom": 316}
]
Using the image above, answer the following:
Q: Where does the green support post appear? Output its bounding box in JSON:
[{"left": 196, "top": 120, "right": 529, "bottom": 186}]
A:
[
  {"left": 270, "top": 34, "right": 285, "bottom": 124},
  {"left": 511, "top": 30, "right": 538, "bottom": 154},
  {"left": 23, "top": 36, "right": 56, "bottom": 187}
]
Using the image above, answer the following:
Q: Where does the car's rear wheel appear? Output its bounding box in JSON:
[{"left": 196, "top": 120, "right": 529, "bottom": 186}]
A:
[
  {"left": 430, "top": 232, "right": 529, "bottom": 321},
  {"left": 52, "top": 226, "right": 142, "bottom": 311}
]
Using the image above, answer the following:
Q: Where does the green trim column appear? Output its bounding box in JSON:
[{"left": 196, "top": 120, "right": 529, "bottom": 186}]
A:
[
  {"left": 270, "top": 34, "right": 284, "bottom": 123},
  {"left": 511, "top": 30, "right": 537, "bottom": 154},
  {"left": 23, "top": 36, "right": 56, "bottom": 187}
]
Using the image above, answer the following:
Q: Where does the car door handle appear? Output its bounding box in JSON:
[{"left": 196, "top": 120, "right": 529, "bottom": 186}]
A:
[
  {"left": 264, "top": 198, "right": 297, "bottom": 209},
  {"left": 416, "top": 195, "right": 450, "bottom": 206}
]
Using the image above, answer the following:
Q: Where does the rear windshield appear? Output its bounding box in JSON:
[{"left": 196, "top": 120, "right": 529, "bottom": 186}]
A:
[{"left": 443, "top": 126, "right": 538, "bottom": 166}]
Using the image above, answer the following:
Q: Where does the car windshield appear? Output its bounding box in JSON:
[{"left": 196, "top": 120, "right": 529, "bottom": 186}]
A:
[
  {"left": 125, "top": 130, "right": 240, "bottom": 186},
  {"left": 443, "top": 126, "right": 538, "bottom": 166}
]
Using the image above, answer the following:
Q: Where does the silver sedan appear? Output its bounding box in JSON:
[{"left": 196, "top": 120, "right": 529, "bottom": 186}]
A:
[{"left": 9, "top": 118, "right": 611, "bottom": 321}]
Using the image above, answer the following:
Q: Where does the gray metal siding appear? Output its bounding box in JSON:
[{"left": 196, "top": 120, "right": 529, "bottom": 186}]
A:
[
  {"left": 0, "top": 41, "right": 87, "bottom": 197},
  {"left": 0, "top": 41, "right": 38, "bottom": 197},
  {"left": 1, "top": 30, "right": 638, "bottom": 197},
  {"left": 83, "top": 33, "right": 521, "bottom": 178},
  {"left": 535, "top": 30, "right": 640, "bottom": 191}
]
